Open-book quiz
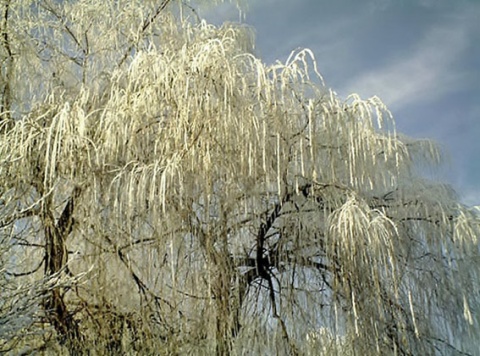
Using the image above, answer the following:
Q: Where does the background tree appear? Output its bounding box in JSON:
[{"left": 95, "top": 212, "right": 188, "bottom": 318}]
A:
[{"left": 1, "top": 0, "right": 479, "bottom": 354}]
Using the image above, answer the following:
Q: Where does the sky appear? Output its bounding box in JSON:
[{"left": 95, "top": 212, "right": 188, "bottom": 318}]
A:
[{"left": 200, "top": 0, "right": 480, "bottom": 206}]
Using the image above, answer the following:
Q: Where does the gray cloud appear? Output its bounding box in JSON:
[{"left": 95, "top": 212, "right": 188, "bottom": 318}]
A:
[{"left": 341, "top": 23, "right": 469, "bottom": 110}]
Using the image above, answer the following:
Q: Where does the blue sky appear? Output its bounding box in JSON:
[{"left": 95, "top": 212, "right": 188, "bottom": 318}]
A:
[{"left": 200, "top": 0, "right": 480, "bottom": 206}]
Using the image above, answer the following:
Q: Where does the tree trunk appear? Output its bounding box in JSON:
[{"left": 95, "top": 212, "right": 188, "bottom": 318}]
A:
[
  {"left": 42, "top": 187, "right": 82, "bottom": 353},
  {"left": 212, "top": 265, "right": 235, "bottom": 356}
]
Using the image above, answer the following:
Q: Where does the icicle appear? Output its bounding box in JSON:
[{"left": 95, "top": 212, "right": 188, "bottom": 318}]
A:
[
  {"left": 352, "top": 290, "right": 359, "bottom": 335},
  {"left": 408, "top": 291, "right": 419, "bottom": 338},
  {"left": 463, "top": 294, "right": 473, "bottom": 325},
  {"left": 277, "top": 132, "right": 281, "bottom": 197}
]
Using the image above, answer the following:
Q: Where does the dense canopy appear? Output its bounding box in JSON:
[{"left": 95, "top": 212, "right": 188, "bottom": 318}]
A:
[{"left": 1, "top": 1, "right": 479, "bottom": 354}]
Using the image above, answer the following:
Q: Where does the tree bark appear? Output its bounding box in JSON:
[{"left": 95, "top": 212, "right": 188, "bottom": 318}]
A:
[{"left": 42, "top": 187, "right": 82, "bottom": 352}]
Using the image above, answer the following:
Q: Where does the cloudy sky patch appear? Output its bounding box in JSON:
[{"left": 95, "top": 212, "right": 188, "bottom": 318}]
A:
[{"left": 342, "top": 23, "right": 469, "bottom": 110}]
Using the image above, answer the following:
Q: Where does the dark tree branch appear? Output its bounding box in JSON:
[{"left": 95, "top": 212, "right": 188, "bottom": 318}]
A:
[
  {"left": 117, "top": 0, "right": 172, "bottom": 68},
  {"left": 6, "top": 257, "right": 45, "bottom": 277},
  {"left": 0, "top": 0, "right": 12, "bottom": 127}
]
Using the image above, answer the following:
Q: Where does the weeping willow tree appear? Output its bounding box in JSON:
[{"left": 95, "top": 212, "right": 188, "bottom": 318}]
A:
[{"left": 1, "top": 0, "right": 479, "bottom": 355}]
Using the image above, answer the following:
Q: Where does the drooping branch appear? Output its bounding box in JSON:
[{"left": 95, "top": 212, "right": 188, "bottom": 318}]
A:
[{"left": 5, "top": 257, "right": 45, "bottom": 277}]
